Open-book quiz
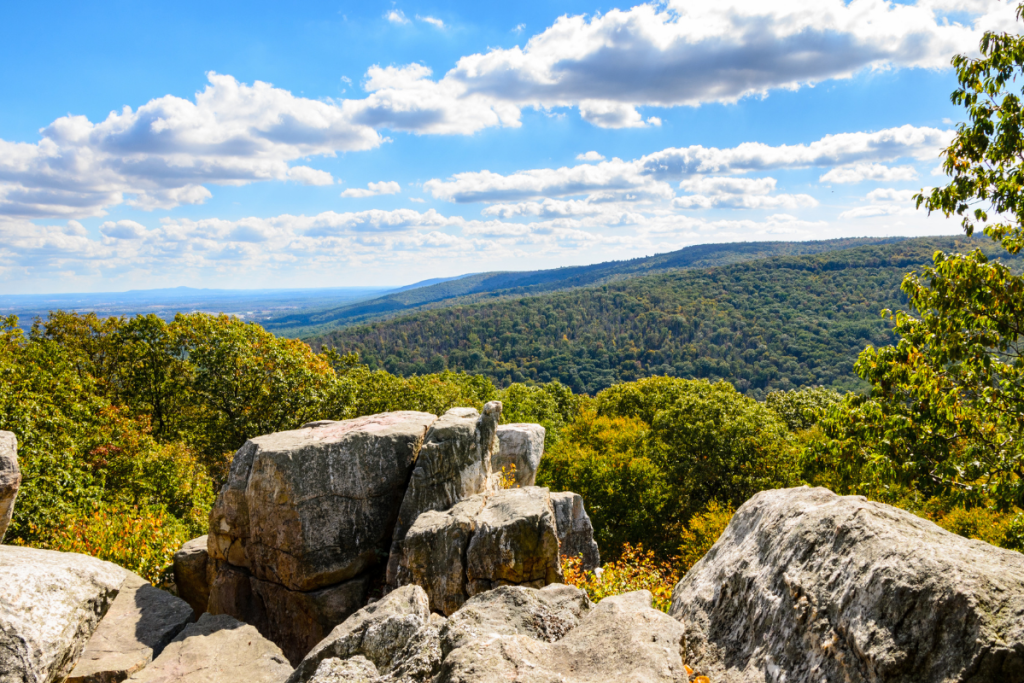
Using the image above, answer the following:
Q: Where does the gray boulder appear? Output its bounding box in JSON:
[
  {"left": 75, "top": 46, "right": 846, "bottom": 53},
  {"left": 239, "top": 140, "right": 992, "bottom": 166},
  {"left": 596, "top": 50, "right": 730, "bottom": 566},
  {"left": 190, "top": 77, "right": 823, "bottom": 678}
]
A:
[
  {"left": 0, "top": 431, "right": 19, "bottom": 543},
  {"left": 492, "top": 424, "right": 545, "bottom": 487},
  {"left": 550, "top": 491, "right": 601, "bottom": 571},
  {"left": 0, "top": 545, "right": 125, "bottom": 683},
  {"left": 386, "top": 404, "right": 502, "bottom": 587},
  {"left": 288, "top": 585, "right": 430, "bottom": 683},
  {"left": 66, "top": 571, "right": 194, "bottom": 683},
  {"left": 125, "top": 613, "right": 292, "bottom": 683},
  {"left": 309, "top": 656, "right": 378, "bottom": 683},
  {"left": 436, "top": 590, "right": 687, "bottom": 683},
  {"left": 173, "top": 535, "right": 212, "bottom": 618},
  {"left": 386, "top": 613, "right": 447, "bottom": 683},
  {"left": 670, "top": 486, "right": 1024, "bottom": 683},
  {"left": 396, "top": 487, "right": 562, "bottom": 616}
]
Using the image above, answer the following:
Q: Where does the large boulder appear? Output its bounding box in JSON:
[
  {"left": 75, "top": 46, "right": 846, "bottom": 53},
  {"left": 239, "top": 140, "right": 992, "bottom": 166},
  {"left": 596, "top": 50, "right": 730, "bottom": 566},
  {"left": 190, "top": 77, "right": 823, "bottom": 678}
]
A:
[
  {"left": 308, "top": 656, "right": 378, "bottom": 683},
  {"left": 670, "top": 486, "right": 1024, "bottom": 683},
  {"left": 550, "top": 491, "right": 600, "bottom": 571},
  {"left": 0, "top": 431, "right": 19, "bottom": 543},
  {"left": 436, "top": 590, "right": 687, "bottom": 683},
  {"left": 385, "top": 404, "right": 502, "bottom": 587},
  {"left": 396, "top": 487, "right": 562, "bottom": 615},
  {"left": 206, "top": 411, "right": 436, "bottom": 661},
  {"left": 66, "top": 571, "right": 194, "bottom": 683},
  {"left": 0, "top": 545, "right": 125, "bottom": 683},
  {"left": 492, "top": 424, "right": 544, "bottom": 487},
  {"left": 125, "top": 613, "right": 292, "bottom": 683},
  {"left": 173, "top": 535, "right": 212, "bottom": 619},
  {"left": 288, "top": 585, "right": 430, "bottom": 683}
]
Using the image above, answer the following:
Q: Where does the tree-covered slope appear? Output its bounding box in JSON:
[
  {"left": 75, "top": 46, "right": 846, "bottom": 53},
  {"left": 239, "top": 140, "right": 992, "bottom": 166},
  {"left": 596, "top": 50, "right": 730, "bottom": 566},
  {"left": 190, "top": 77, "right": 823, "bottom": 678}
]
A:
[
  {"left": 264, "top": 236, "right": 907, "bottom": 335},
  {"left": 311, "top": 236, "right": 1021, "bottom": 397}
]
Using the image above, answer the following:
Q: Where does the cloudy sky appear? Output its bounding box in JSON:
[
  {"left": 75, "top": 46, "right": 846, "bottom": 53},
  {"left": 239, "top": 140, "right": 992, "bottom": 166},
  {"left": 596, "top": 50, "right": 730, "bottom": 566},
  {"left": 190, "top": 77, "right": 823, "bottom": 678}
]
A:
[{"left": 1, "top": 0, "right": 1017, "bottom": 293}]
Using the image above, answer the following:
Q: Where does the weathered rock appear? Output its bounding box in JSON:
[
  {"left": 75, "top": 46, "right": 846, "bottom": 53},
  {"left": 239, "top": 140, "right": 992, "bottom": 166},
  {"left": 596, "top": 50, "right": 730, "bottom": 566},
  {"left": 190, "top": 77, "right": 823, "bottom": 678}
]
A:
[
  {"left": 386, "top": 613, "right": 447, "bottom": 683},
  {"left": 396, "top": 487, "right": 562, "bottom": 615},
  {"left": 308, "top": 656, "right": 378, "bottom": 683},
  {"left": 125, "top": 613, "right": 292, "bottom": 683},
  {"left": 386, "top": 403, "right": 502, "bottom": 586},
  {"left": 550, "top": 491, "right": 601, "bottom": 571},
  {"left": 288, "top": 585, "right": 430, "bottom": 683},
  {"left": 67, "top": 571, "right": 194, "bottom": 683},
  {"left": 436, "top": 590, "right": 688, "bottom": 683},
  {"left": 173, "top": 535, "right": 212, "bottom": 618},
  {"left": 0, "top": 545, "right": 124, "bottom": 683},
  {"left": 492, "top": 424, "right": 544, "bottom": 487},
  {"left": 209, "top": 411, "right": 437, "bottom": 592},
  {"left": 440, "top": 584, "right": 592, "bottom": 655},
  {"left": 670, "top": 486, "right": 1024, "bottom": 683},
  {"left": 0, "top": 431, "right": 19, "bottom": 543},
  {"left": 207, "top": 561, "right": 370, "bottom": 666}
]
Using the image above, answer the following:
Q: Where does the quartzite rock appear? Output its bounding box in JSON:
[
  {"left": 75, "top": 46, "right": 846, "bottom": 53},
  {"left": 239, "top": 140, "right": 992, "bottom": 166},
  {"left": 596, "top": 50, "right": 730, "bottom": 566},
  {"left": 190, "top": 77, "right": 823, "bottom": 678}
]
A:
[
  {"left": 209, "top": 411, "right": 437, "bottom": 592},
  {"left": 670, "top": 486, "right": 1024, "bottom": 683},
  {"left": 0, "top": 545, "right": 125, "bottom": 683},
  {"left": 492, "top": 424, "right": 545, "bottom": 487},
  {"left": 308, "top": 656, "right": 379, "bottom": 683},
  {"left": 436, "top": 590, "right": 688, "bottom": 683},
  {"left": 0, "top": 431, "right": 19, "bottom": 543},
  {"left": 288, "top": 585, "right": 430, "bottom": 683},
  {"left": 67, "top": 571, "right": 194, "bottom": 683},
  {"left": 396, "top": 487, "right": 562, "bottom": 616},
  {"left": 386, "top": 404, "right": 502, "bottom": 586},
  {"left": 173, "top": 535, "right": 212, "bottom": 618},
  {"left": 126, "top": 613, "right": 292, "bottom": 683},
  {"left": 550, "top": 491, "right": 601, "bottom": 571}
]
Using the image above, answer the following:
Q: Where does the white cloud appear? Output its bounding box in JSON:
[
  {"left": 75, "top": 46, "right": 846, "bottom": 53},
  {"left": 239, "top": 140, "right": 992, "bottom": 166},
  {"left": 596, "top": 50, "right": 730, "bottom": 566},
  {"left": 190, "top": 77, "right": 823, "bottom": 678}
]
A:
[
  {"left": 866, "top": 187, "right": 920, "bottom": 203},
  {"left": 341, "top": 181, "right": 402, "bottom": 198},
  {"left": 820, "top": 163, "right": 919, "bottom": 184},
  {"left": 426, "top": 125, "right": 950, "bottom": 202},
  {"left": 674, "top": 176, "right": 817, "bottom": 210},
  {"left": 838, "top": 186, "right": 925, "bottom": 218},
  {"left": 100, "top": 220, "right": 148, "bottom": 240},
  {"left": 386, "top": 10, "right": 410, "bottom": 24},
  {"left": 576, "top": 151, "right": 606, "bottom": 162},
  {"left": 288, "top": 166, "right": 335, "bottom": 186},
  {"left": 513, "top": 23, "right": 526, "bottom": 34},
  {"left": 417, "top": 15, "right": 445, "bottom": 28}
]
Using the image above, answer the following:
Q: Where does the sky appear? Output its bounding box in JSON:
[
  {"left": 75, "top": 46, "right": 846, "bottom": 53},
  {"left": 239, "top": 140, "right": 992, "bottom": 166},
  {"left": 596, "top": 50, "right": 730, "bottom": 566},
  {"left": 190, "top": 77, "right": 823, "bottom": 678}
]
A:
[{"left": 0, "top": 0, "right": 1018, "bottom": 293}]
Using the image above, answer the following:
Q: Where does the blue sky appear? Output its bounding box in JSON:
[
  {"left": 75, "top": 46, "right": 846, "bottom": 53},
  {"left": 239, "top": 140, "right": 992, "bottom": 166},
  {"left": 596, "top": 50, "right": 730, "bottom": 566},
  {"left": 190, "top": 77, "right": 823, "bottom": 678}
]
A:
[{"left": 0, "top": 0, "right": 1017, "bottom": 293}]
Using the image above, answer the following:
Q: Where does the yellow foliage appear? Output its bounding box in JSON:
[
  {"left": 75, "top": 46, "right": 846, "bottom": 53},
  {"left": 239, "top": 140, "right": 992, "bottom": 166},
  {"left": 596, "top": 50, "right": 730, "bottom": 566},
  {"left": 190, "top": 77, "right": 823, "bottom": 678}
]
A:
[
  {"left": 678, "top": 501, "right": 734, "bottom": 573},
  {"left": 562, "top": 543, "right": 680, "bottom": 613},
  {"left": 497, "top": 463, "right": 518, "bottom": 490}
]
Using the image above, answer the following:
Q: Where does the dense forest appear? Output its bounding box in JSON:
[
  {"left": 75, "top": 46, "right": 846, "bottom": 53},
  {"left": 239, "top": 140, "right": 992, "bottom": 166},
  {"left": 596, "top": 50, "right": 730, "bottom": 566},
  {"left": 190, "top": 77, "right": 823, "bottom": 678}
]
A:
[{"left": 312, "top": 236, "right": 1019, "bottom": 397}]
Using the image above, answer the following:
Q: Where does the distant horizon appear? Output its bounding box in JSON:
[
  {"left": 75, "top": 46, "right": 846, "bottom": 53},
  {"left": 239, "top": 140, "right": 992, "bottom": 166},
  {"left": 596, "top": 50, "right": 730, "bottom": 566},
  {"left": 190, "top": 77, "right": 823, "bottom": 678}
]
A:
[{"left": 2, "top": 0, "right": 1011, "bottom": 293}]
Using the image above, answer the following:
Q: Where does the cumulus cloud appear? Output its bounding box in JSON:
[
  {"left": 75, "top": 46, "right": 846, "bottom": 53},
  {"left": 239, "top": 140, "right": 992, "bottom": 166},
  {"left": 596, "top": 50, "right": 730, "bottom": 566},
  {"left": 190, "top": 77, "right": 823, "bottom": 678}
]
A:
[
  {"left": 386, "top": 10, "right": 410, "bottom": 24},
  {"left": 426, "top": 125, "right": 950, "bottom": 203},
  {"left": 820, "top": 163, "right": 919, "bottom": 184},
  {"left": 576, "top": 151, "right": 606, "bottom": 162},
  {"left": 417, "top": 15, "right": 445, "bottom": 28},
  {"left": 674, "top": 176, "right": 817, "bottom": 210},
  {"left": 341, "top": 181, "right": 403, "bottom": 198},
  {"left": 100, "top": 220, "right": 148, "bottom": 240},
  {"left": 838, "top": 186, "right": 924, "bottom": 219},
  {"left": 288, "top": 166, "right": 335, "bottom": 186}
]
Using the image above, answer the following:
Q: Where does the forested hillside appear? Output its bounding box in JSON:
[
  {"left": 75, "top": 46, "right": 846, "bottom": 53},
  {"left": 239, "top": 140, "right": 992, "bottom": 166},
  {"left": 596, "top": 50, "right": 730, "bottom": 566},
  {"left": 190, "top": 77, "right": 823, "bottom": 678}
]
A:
[
  {"left": 263, "top": 236, "right": 905, "bottom": 335},
  {"left": 311, "top": 236, "right": 1020, "bottom": 396}
]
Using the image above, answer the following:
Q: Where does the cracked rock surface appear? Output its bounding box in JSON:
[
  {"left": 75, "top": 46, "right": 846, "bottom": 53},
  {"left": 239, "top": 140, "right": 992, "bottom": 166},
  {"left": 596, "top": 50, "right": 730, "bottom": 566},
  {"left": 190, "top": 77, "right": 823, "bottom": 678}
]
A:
[{"left": 671, "top": 486, "right": 1024, "bottom": 683}]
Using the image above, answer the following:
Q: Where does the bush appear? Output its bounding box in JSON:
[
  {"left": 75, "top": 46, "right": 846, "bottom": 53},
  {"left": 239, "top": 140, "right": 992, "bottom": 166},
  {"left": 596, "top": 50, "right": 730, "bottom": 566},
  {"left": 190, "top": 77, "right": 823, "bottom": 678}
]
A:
[
  {"left": 677, "top": 501, "right": 734, "bottom": 573},
  {"left": 562, "top": 543, "right": 680, "bottom": 613}
]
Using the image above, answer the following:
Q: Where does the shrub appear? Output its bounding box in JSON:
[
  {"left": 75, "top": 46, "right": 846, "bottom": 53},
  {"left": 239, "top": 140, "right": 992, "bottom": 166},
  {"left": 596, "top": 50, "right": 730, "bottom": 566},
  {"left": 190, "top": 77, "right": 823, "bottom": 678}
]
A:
[
  {"left": 677, "top": 501, "right": 734, "bottom": 574},
  {"left": 562, "top": 543, "right": 680, "bottom": 612}
]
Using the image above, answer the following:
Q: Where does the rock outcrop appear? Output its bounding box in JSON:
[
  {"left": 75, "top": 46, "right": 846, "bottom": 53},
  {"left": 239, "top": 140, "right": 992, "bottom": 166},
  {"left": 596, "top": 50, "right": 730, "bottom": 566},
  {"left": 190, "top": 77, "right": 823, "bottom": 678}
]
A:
[
  {"left": 385, "top": 404, "right": 502, "bottom": 587},
  {"left": 173, "top": 535, "right": 212, "bottom": 619},
  {"left": 670, "top": 486, "right": 1024, "bottom": 683},
  {"left": 0, "top": 431, "right": 19, "bottom": 543},
  {"left": 66, "top": 571, "right": 194, "bottom": 683},
  {"left": 125, "top": 613, "right": 292, "bottom": 683},
  {"left": 295, "top": 585, "right": 685, "bottom": 683},
  {"left": 492, "top": 424, "right": 544, "bottom": 487},
  {"left": 0, "top": 545, "right": 125, "bottom": 683},
  {"left": 289, "top": 585, "right": 430, "bottom": 683},
  {"left": 206, "top": 411, "right": 437, "bottom": 662},
  {"left": 550, "top": 491, "right": 600, "bottom": 571},
  {"left": 396, "top": 487, "right": 562, "bottom": 615}
]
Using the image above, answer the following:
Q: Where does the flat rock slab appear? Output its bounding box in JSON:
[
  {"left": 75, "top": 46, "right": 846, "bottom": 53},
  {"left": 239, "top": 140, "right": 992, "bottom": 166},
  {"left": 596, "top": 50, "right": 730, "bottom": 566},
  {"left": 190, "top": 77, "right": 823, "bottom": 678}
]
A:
[
  {"left": 0, "top": 545, "right": 125, "bottom": 683},
  {"left": 67, "top": 572, "right": 194, "bottom": 683},
  {"left": 0, "top": 431, "right": 19, "bottom": 543},
  {"left": 209, "top": 411, "right": 437, "bottom": 592},
  {"left": 126, "top": 613, "right": 292, "bottom": 683},
  {"left": 397, "top": 487, "right": 562, "bottom": 616},
  {"left": 493, "top": 424, "right": 545, "bottom": 487},
  {"left": 173, "top": 536, "right": 211, "bottom": 619},
  {"left": 671, "top": 486, "right": 1024, "bottom": 683}
]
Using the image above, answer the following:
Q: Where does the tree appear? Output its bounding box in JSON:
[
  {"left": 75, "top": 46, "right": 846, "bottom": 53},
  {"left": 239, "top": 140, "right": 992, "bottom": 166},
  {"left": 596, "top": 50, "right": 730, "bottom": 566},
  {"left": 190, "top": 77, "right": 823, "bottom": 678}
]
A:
[{"left": 822, "top": 9, "right": 1024, "bottom": 509}]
